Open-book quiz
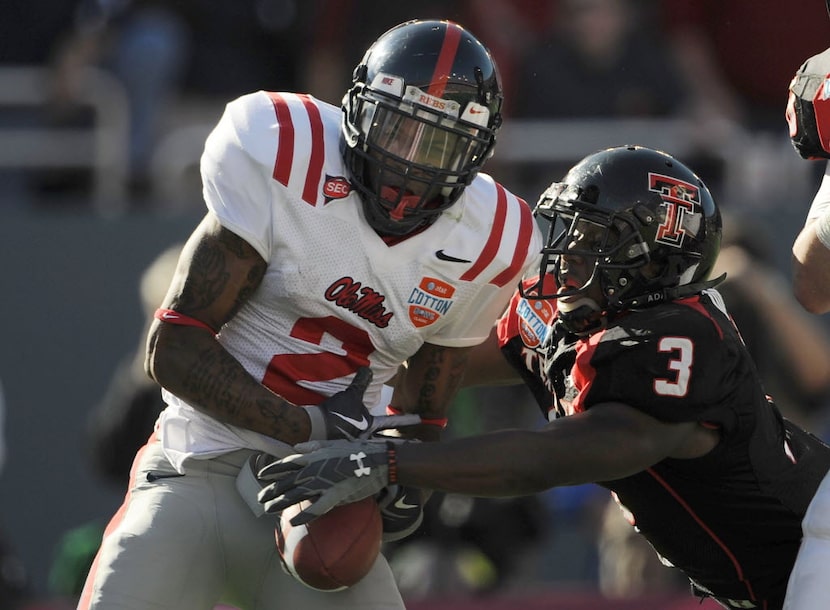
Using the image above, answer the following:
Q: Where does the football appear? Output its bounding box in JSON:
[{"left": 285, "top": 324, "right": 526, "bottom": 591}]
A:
[{"left": 276, "top": 497, "right": 382, "bottom": 591}]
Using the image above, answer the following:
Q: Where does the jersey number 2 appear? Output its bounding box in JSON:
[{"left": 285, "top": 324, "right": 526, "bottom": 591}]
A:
[
  {"left": 262, "top": 316, "right": 375, "bottom": 405},
  {"left": 654, "top": 336, "right": 693, "bottom": 397}
]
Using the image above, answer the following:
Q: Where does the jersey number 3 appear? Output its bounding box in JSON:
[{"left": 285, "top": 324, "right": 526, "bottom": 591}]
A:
[{"left": 654, "top": 336, "right": 693, "bottom": 397}]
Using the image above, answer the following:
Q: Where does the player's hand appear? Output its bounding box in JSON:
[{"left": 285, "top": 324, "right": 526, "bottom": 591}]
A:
[
  {"left": 256, "top": 439, "right": 393, "bottom": 525},
  {"left": 304, "top": 367, "right": 421, "bottom": 441}
]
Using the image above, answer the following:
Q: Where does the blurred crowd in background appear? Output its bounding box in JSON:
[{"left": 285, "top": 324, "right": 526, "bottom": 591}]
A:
[
  {"left": 3, "top": 1, "right": 830, "bottom": 609},
  {"left": 1, "top": 0, "right": 828, "bottom": 213}
]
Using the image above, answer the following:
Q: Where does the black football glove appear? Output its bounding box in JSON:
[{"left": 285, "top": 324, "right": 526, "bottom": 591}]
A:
[
  {"left": 786, "top": 46, "right": 830, "bottom": 160},
  {"left": 376, "top": 484, "right": 425, "bottom": 542},
  {"left": 303, "top": 367, "right": 420, "bottom": 441},
  {"left": 257, "top": 439, "right": 396, "bottom": 525}
]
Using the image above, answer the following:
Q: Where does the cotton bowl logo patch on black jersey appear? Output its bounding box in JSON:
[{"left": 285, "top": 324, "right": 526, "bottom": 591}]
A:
[
  {"left": 516, "top": 296, "right": 554, "bottom": 348},
  {"left": 408, "top": 277, "right": 455, "bottom": 328},
  {"left": 323, "top": 175, "right": 352, "bottom": 203},
  {"left": 649, "top": 173, "right": 700, "bottom": 249}
]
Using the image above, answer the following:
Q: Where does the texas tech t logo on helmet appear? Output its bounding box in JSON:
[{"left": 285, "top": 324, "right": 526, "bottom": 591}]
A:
[{"left": 650, "top": 173, "right": 701, "bottom": 249}]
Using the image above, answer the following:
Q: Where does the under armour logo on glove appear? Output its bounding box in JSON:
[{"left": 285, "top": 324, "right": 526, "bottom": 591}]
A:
[
  {"left": 257, "top": 439, "right": 395, "bottom": 525},
  {"left": 351, "top": 451, "right": 371, "bottom": 477}
]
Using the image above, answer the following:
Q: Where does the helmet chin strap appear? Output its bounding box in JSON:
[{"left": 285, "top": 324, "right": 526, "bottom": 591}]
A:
[
  {"left": 556, "top": 273, "right": 727, "bottom": 336},
  {"left": 619, "top": 273, "right": 727, "bottom": 310}
]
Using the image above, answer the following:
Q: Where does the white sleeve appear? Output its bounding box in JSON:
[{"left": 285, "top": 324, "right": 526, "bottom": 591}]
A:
[
  {"left": 807, "top": 160, "right": 830, "bottom": 221},
  {"left": 200, "top": 92, "right": 278, "bottom": 261}
]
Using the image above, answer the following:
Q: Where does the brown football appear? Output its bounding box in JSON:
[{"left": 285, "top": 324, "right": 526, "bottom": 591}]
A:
[{"left": 276, "top": 497, "right": 382, "bottom": 591}]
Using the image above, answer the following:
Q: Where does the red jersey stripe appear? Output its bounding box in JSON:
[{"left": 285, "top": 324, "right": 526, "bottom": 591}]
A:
[
  {"left": 267, "top": 92, "right": 294, "bottom": 186},
  {"left": 298, "top": 94, "right": 325, "bottom": 205},
  {"left": 489, "top": 196, "right": 534, "bottom": 287},
  {"left": 428, "top": 23, "right": 462, "bottom": 98},
  {"left": 646, "top": 467, "right": 756, "bottom": 601},
  {"left": 460, "top": 182, "right": 508, "bottom": 282}
]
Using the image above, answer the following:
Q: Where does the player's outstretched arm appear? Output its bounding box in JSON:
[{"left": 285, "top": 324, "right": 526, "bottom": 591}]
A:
[{"left": 259, "top": 401, "right": 714, "bottom": 524}]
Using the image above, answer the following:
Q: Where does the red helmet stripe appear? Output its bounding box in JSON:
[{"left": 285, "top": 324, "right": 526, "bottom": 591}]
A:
[
  {"left": 267, "top": 92, "right": 295, "bottom": 186},
  {"left": 427, "top": 22, "right": 462, "bottom": 98}
]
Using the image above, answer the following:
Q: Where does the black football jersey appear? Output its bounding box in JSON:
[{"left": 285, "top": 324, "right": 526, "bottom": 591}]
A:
[{"left": 497, "top": 287, "right": 830, "bottom": 608}]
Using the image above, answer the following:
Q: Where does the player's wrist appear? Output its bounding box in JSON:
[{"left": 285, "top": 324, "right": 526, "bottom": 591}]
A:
[
  {"left": 386, "top": 441, "right": 398, "bottom": 484},
  {"left": 302, "top": 405, "right": 327, "bottom": 441}
]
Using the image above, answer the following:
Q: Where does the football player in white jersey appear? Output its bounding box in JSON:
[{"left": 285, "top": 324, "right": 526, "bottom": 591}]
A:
[
  {"left": 782, "top": 40, "right": 830, "bottom": 610},
  {"left": 77, "top": 19, "right": 541, "bottom": 610}
]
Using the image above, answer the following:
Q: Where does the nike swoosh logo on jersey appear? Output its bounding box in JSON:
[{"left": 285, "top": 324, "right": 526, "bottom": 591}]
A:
[
  {"left": 435, "top": 250, "right": 471, "bottom": 263},
  {"left": 332, "top": 412, "right": 369, "bottom": 431}
]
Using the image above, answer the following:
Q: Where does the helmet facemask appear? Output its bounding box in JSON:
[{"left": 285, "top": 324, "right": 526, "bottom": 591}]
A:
[
  {"left": 343, "top": 73, "right": 498, "bottom": 236},
  {"left": 525, "top": 183, "right": 655, "bottom": 333}
]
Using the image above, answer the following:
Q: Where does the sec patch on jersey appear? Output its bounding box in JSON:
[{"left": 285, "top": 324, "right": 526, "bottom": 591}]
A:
[{"left": 276, "top": 496, "right": 382, "bottom": 591}]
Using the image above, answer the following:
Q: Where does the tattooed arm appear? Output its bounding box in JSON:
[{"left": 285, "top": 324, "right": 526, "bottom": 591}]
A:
[
  {"left": 389, "top": 342, "right": 472, "bottom": 442},
  {"left": 145, "top": 213, "right": 311, "bottom": 444}
]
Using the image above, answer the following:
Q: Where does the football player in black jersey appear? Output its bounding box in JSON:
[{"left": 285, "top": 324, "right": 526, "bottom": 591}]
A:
[{"left": 258, "top": 146, "right": 830, "bottom": 610}]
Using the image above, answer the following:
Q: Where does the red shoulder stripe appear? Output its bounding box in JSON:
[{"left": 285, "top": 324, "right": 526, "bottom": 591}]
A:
[
  {"left": 298, "top": 94, "right": 325, "bottom": 205},
  {"left": 268, "top": 93, "right": 327, "bottom": 206},
  {"left": 679, "top": 295, "right": 724, "bottom": 340},
  {"left": 428, "top": 23, "right": 462, "bottom": 98},
  {"left": 267, "top": 92, "right": 294, "bottom": 186},
  {"left": 489, "top": 195, "right": 534, "bottom": 287},
  {"left": 460, "top": 182, "right": 508, "bottom": 282}
]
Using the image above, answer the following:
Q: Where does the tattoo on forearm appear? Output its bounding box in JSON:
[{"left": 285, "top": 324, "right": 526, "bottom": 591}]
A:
[
  {"left": 181, "top": 346, "right": 302, "bottom": 440},
  {"left": 256, "top": 398, "right": 304, "bottom": 440},
  {"left": 182, "top": 347, "right": 250, "bottom": 419}
]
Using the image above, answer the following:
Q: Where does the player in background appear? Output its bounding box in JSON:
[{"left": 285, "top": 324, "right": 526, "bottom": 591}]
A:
[
  {"left": 77, "top": 19, "right": 541, "bottom": 610},
  {"left": 259, "top": 146, "right": 830, "bottom": 610},
  {"left": 781, "top": 33, "right": 830, "bottom": 610}
]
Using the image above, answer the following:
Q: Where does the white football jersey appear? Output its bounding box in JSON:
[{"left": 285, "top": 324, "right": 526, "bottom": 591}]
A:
[{"left": 159, "top": 91, "right": 542, "bottom": 469}]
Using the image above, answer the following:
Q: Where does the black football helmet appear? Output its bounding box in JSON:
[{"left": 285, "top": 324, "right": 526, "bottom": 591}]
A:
[
  {"left": 341, "top": 19, "right": 503, "bottom": 236},
  {"left": 523, "top": 145, "right": 723, "bottom": 334}
]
